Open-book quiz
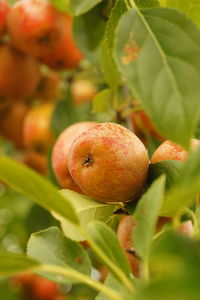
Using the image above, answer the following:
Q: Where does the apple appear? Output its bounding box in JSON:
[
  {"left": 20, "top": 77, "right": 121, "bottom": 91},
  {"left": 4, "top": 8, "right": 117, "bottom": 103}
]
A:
[
  {"left": 23, "top": 103, "right": 55, "bottom": 152},
  {"left": 71, "top": 79, "right": 97, "bottom": 106},
  {"left": 34, "top": 70, "right": 61, "bottom": 101},
  {"left": 117, "top": 215, "right": 139, "bottom": 277},
  {"left": 41, "top": 13, "right": 83, "bottom": 70},
  {"left": 52, "top": 121, "right": 97, "bottom": 192},
  {"left": 68, "top": 122, "right": 149, "bottom": 202},
  {"left": 23, "top": 150, "right": 48, "bottom": 175},
  {"left": 0, "top": 43, "right": 40, "bottom": 98},
  {"left": 7, "top": 0, "right": 64, "bottom": 57},
  {"left": 0, "top": 102, "right": 29, "bottom": 149},
  {"left": 0, "top": 0, "right": 10, "bottom": 37},
  {"left": 151, "top": 139, "right": 200, "bottom": 163}
]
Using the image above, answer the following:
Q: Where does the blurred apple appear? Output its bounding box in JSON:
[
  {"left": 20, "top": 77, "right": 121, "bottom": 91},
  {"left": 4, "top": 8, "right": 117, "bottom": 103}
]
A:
[{"left": 23, "top": 103, "right": 55, "bottom": 152}]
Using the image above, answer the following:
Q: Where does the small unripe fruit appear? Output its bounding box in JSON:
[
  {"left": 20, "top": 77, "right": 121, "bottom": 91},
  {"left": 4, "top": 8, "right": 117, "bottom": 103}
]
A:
[
  {"left": 0, "top": 102, "right": 29, "bottom": 149},
  {"left": 0, "top": 0, "right": 10, "bottom": 37},
  {"left": 177, "top": 220, "right": 193, "bottom": 237},
  {"left": 68, "top": 122, "right": 149, "bottom": 202},
  {"left": 23, "top": 103, "right": 55, "bottom": 152},
  {"left": 41, "top": 13, "right": 83, "bottom": 70},
  {"left": 151, "top": 139, "right": 200, "bottom": 163},
  {"left": 117, "top": 215, "right": 139, "bottom": 277},
  {"left": 7, "top": 0, "right": 64, "bottom": 56},
  {"left": 52, "top": 121, "right": 97, "bottom": 192},
  {"left": 0, "top": 43, "right": 40, "bottom": 98}
]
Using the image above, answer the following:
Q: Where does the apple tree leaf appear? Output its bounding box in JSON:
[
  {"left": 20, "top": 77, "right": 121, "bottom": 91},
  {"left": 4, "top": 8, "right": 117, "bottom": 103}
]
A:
[
  {"left": 54, "top": 189, "right": 120, "bottom": 241},
  {"left": 70, "top": 0, "right": 103, "bottom": 16},
  {"left": 27, "top": 227, "right": 91, "bottom": 284},
  {"left": 114, "top": 7, "right": 200, "bottom": 149},
  {"left": 86, "top": 221, "right": 131, "bottom": 279},
  {"left": 162, "top": 147, "right": 200, "bottom": 216},
  {"left": 0, "top": 251, "right": 40, "bottom": 276},
  {"left": 0, "top": 157, "right": 79, "bottom": 225},
  {"left": 133, "top": 176, "right": 165, "bottom": 259}
]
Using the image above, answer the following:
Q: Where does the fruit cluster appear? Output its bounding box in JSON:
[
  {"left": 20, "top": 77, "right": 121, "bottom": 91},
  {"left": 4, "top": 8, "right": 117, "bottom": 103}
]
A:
[
  {"left": 51, "top": 120, "right": 200, "bottom": 278},
  {"left": 0, "top": 0, "right": 84, "bottom": 174}
]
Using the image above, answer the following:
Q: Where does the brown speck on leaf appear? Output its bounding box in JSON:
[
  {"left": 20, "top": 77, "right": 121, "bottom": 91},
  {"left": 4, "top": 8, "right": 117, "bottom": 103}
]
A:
[
  {"left": 76, "top": 257, "right": 83, "bottom": 264},
  {"left": 122, "top": 36, "right": 141, "bottom": 65}
]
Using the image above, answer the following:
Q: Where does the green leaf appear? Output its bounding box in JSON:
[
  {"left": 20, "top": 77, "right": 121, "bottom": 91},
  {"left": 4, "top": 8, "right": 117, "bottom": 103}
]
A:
[
  {"left": 114, "top": 8, "right": 200, "bottom": 149},
  {"left": 70, "top": 0, "right": 103, "bottom": 16},
  {"left": 92, "top": 89, "right": 113, "bottom": 113},
  {"left": 103, "top": 0, "right": 127, "bottom": 85},
  {"left": 167, "top": 0, "right": 200, "bottom": 28},
  {"left": 73, "top": 3, "right": 106, "bottom": 66},
  {"left": 0, "top": 251, "right": 40, "bottom": 276},
  {"left": 161, "top": 147, "right": 200, "bottom": 216},
  {"left": 100, "top": 40, "right": 120, "bottom": 90},
  {"left": 54, "top": 190, "right": 120, "bottom": 241},
  {"left": 27, "top": 227, "right": 91, "bottom": 284},
  {"left": 0, "top": 157, "right": 79, "bottom": 225},
  {"left": 134, "top": 0, "right": 160, "bottom": 8},
  {"left": 87, "top": 221, "right": 131, "bottom": 278},
  {"left": 96, "top": 273, "right": 129, "bottom": 300},
  {"left": 50, "top": 0, "right": 71, "bottom": 13},
  {"left": 133, "top": 176, "right": 165, "bottom": 259},
  {"left": 148, "top": 161, "right": 183, "bottom": 190}
]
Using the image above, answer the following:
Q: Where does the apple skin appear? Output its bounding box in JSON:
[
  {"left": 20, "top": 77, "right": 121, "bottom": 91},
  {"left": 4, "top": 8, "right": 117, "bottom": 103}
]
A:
[
  {"left": 41, "top": 13, "right": 83, "bottom": 70},
  {"left": 0, "top": 102, "right": 29, "bottom": 149},
  {"left": 0, "top": 0, "right": 10, "bottom": 37},
  {"left": 23, "top": 103, "right": 55, "bottom": 152},
  {"left": 177, "top": 220, "right": 193, "bottom": 237},
  {"left": 71, "top": 79, "right": 97, "bottom": 106},
  {"left": 117, "top": 215, "right": 139, "bottom": 277},
  {"left": 151, "top": 139, "right": 200, "bottom": 163},
  {"left": 34, "top": 70, "right": 61, "bottom": 101},
  {"left": 52, "top": 121, "right": 97, "bottom": 192},
  {"left": 23, "top": 150, "right": 48, "bottom": 175},
  {"left": 68, "top": 122, "right": 149, "bottom": 203},
  {"left": 0, "top": 43, "right": 40, "bottom": 99},
  {"left": 7, "top": 0, "right": 64, "bottom": 57}
]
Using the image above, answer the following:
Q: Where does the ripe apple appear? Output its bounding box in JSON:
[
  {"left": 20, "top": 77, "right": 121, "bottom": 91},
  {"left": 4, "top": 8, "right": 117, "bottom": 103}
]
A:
[
  {"left": 23, "top": 150, "right": 48, "bottom": 175},
  {"left": 117, "top": 215, "right": 139, "bottom": 277},
  {"left": 23, "top": 103, "right": 55, "bottom": 152},
  {"left": 68, "top": 122, "right": 149, "bottom": 202},
  {"left": 31, "top": 276, "right": 58, "bottom": 300},
  {"left": 0, "top": 0, "right": 10, "bottom": 37},
  {"left": 151, "top": 139, "right": 200, "bottom": 163},
  {"left": 52, "top": 121, "right": 97, "bottom": 192},
  {"left": 34, "top": 70, "right": 61, "bottom": 101},
  {"left": 7, "top": 0, "right": 64, "bottom": 57},
  {"left": 71, "top": 79, "right": 97, "bottom": 106},
  {"left": 0, "top": 102, "right": 29, "bottom": 149},
  {"left": 41, "top": 13, "right": 83, "bottom": 70},
  {"left": 0, "top": 43, "right": 40, "bottom": 98}
]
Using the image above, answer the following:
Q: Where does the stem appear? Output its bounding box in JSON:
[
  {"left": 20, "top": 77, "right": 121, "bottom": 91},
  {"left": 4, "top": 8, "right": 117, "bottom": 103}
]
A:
[
  {"left": 41, "top": 264, "right": 123, "bottom": 300},
  {"left": 140, "top": 258, "right": 149, "bottom": 283},
  {"left": 124, "top": 0, "right": 131, "bottom": 10},
  {"left": 128, "top": 0, "right": 136, "bottom": 8},
  {"left": 81, "top": 229, "right": 135, "bottom": 293}
]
